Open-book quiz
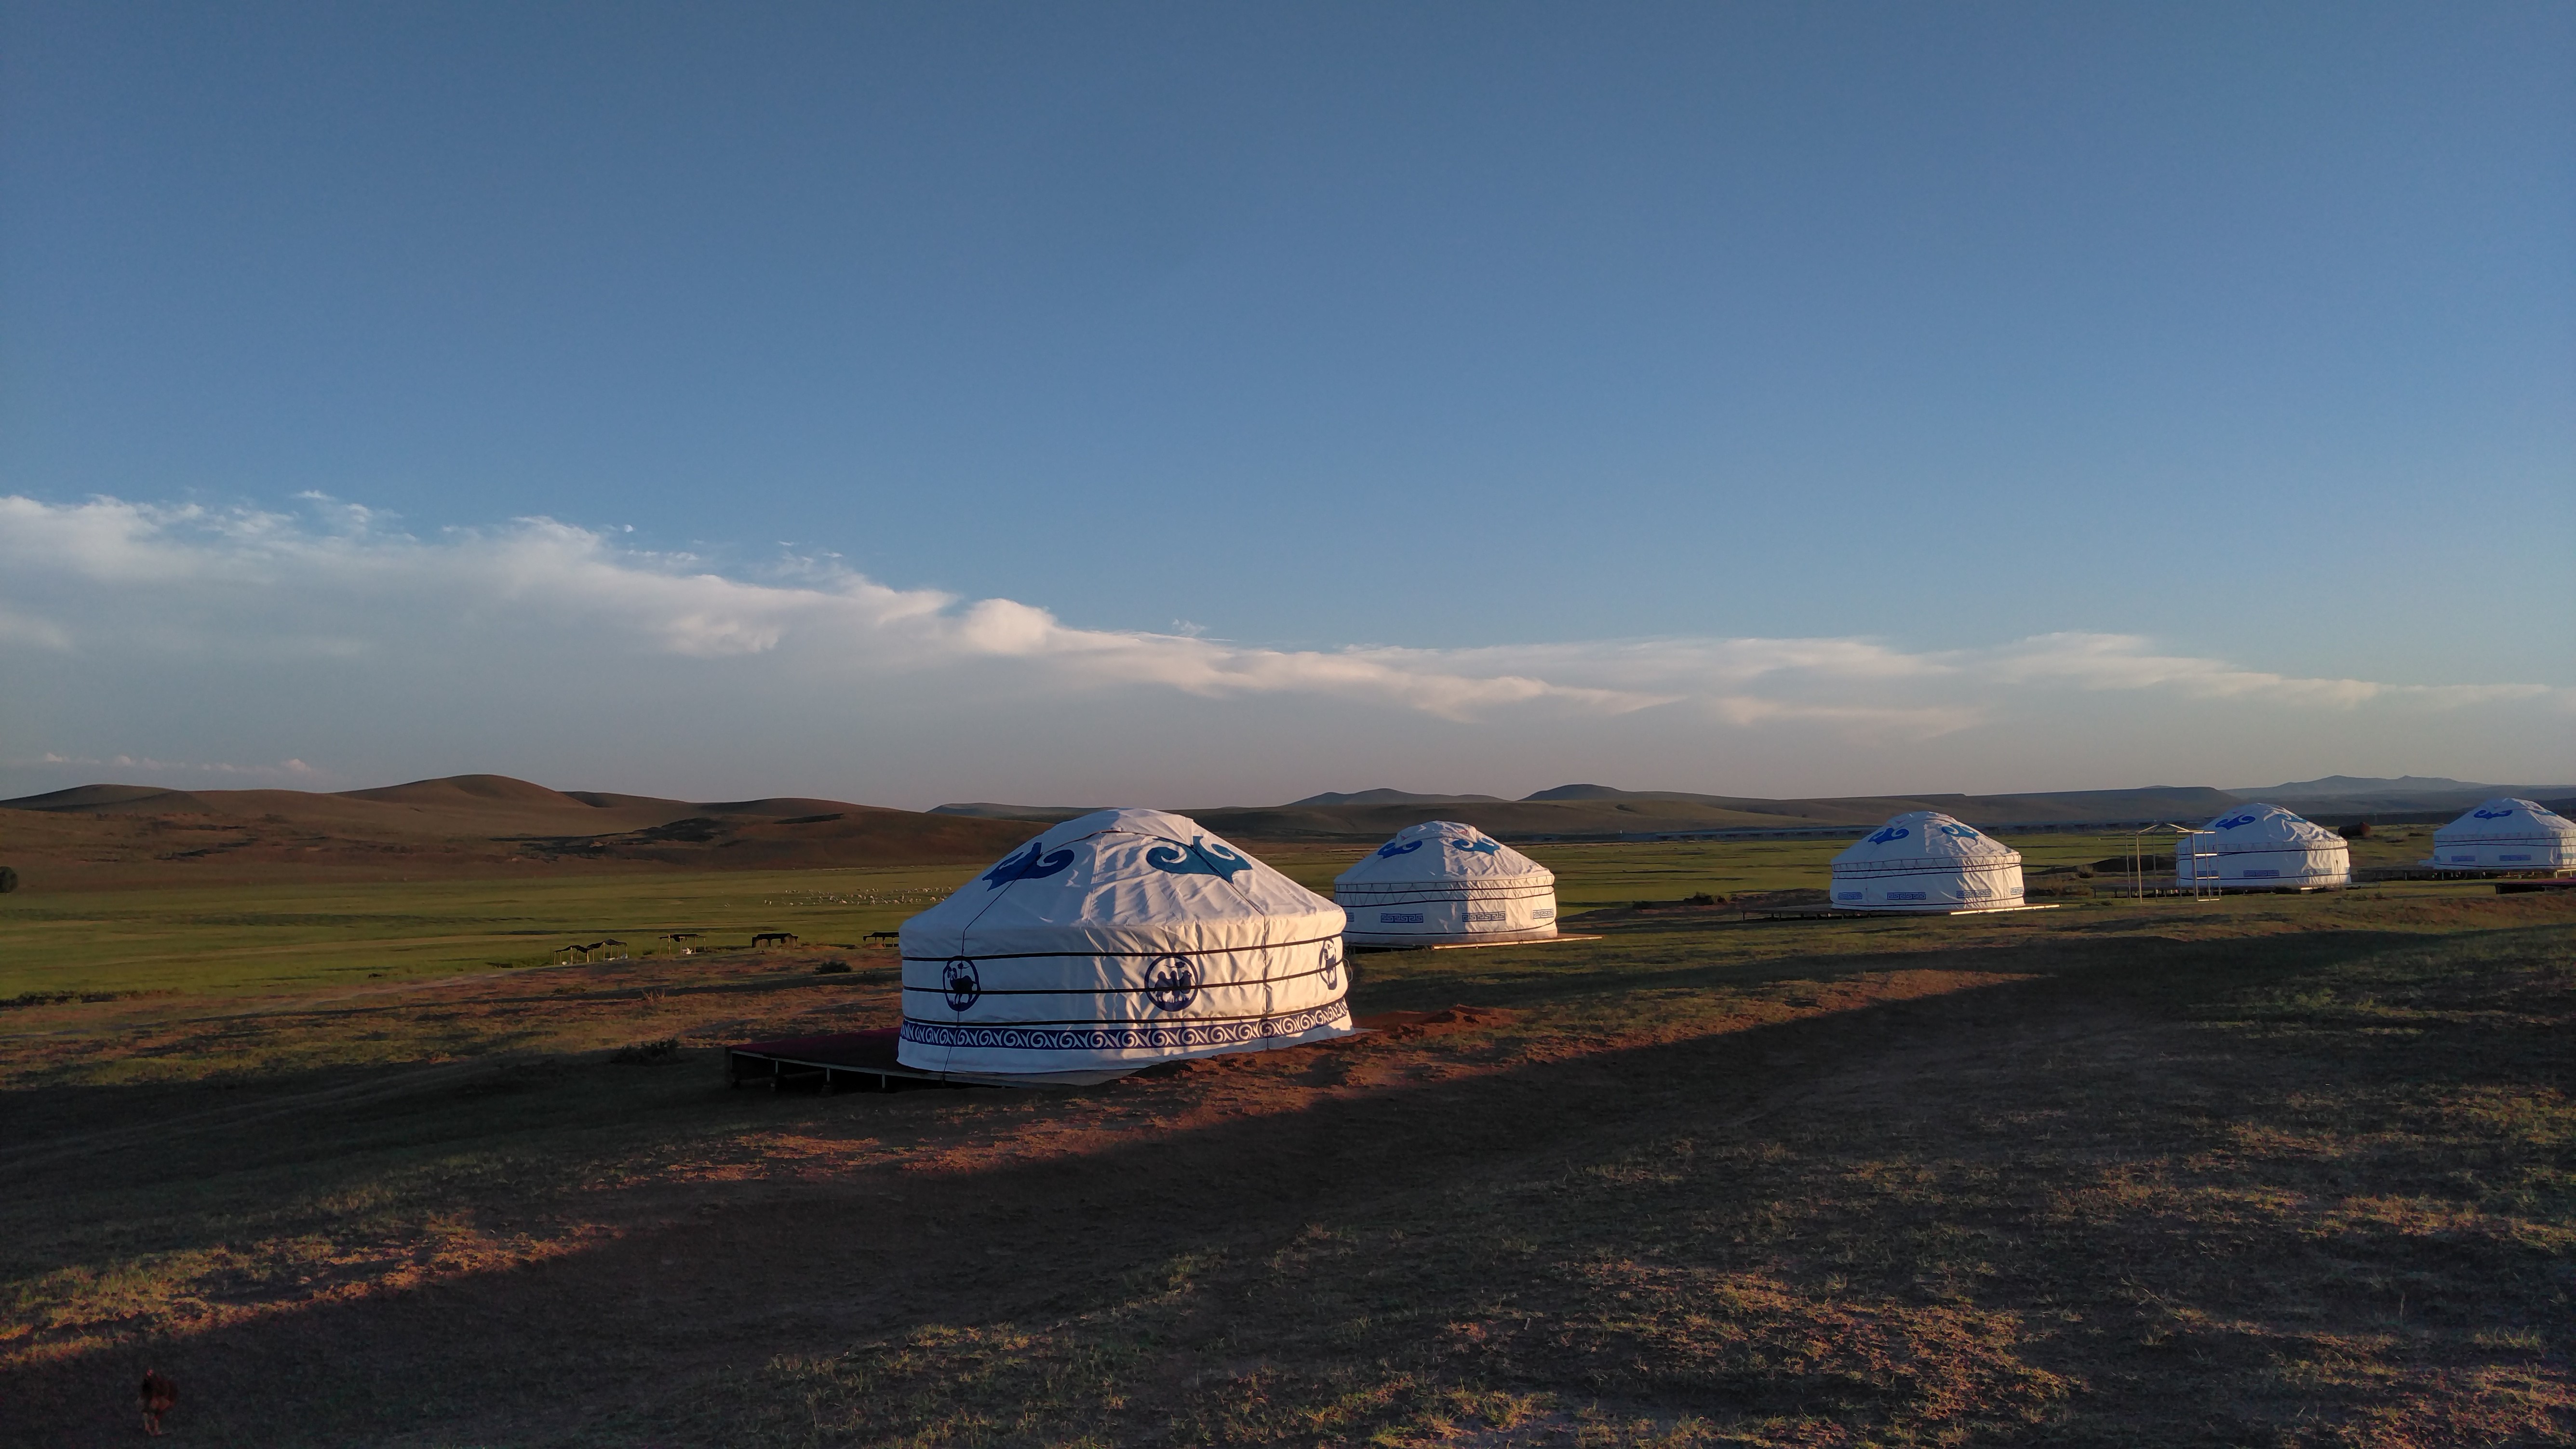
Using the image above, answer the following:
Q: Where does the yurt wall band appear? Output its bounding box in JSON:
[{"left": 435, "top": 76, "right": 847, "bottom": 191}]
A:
[
  {"left": 1335, "top": 820, "right": 1559, "bottom": 947},
  {"left": 2175, "top": 805, "right": 2351, "bottom": 890},
  {"left": 897, "top": 810, "right": 1354, "bottom": 1083},
  {"left": 2425, "top": 798, "right": 2576, "bottom": 870},
  {"left": 1828, "top": 813, "right": 2025, "bottom": 912}
]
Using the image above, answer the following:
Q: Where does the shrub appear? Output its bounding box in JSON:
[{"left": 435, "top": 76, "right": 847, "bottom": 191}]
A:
[{"left": 610, "top": 1038, "right": 682, "bottom": 1065}]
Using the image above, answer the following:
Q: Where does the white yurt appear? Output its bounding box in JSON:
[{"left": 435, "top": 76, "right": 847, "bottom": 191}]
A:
[
  {"left": 2425, "top": 798, "right": 2576, "bottom": 871},
  {"left": 1828, "top": 812, "right": 2025, "bottom": 912},
  {"left": 897, "top": 809, "right": 1353, "bottom": 1084},
  {"left": 1334, "top": 820, "right": 1559, "bottom": 947},
  {"left": 2176, "top": 804, "right": 2350, "bottom": 890}
]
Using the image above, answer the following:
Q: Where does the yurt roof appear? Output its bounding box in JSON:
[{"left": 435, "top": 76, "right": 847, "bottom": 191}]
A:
[
  {"left": 1334, "top": 820, "right": 1554, "bottom": 886},
  {"left": 2194, "top": 803, "right": 2342, "bottom": 849},
  {"left": 1831, "top": 811, "right": 2018, "bottom": 867},
  {"left": 901, "top": 808, "right": 1341, "bottom": 957},
  {"left": 2434, "top": 797, "right": 2576, "bottom": 843}
]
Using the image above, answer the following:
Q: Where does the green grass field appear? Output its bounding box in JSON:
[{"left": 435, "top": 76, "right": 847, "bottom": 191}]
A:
[
  {"left": 0, "top": 829, "right": 2243, "bottom": 1001},
  {"left": 1, "top": 837, "right": 2565, "bottom": 1446}
]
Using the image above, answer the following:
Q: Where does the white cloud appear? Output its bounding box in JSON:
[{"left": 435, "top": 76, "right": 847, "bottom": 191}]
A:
[
  {"left": 1, "top": 494, "right": 2568, "bottom": 801},
  {"left": 20, "top": 752, "right": 319, "bottom": 779}
]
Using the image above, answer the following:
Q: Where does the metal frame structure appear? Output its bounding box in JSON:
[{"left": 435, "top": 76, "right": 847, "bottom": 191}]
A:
[{"left": 2120, "top": 823, "right": 2222, "bottom": 901}]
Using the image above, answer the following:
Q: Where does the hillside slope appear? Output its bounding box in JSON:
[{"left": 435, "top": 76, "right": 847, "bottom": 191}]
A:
[
  {"left": 0, "top": 775, "right": 1033, "bottom": 889},
  {"left": 1187, "top": 785, "right": 2241, "bottom": 841}
]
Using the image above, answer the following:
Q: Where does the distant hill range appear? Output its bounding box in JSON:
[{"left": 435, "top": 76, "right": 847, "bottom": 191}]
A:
[
  {"left": 0, "top": 774, "right": 1034, "bottom": 888},
  {"left": 1182, "top": 784, "right": 2248, "bottom": 842},
  {"left": 1288, "top": 788, "right": 1512, "bottom": 807},
  {"left": 2228, "top": 776, "right": 2576, "bottom": 816},
  {"left": 927, "top": 802, "right": 1113, "bottom": 823},
  {"left": 933, "top": 782, "right": 2250, "bottom": 842},
  {"left": 936, "top": 778, "right": 2576, "bottom": 840},
  {"left": 17, "top": 772, "right": 2567, "bottom": 892}
]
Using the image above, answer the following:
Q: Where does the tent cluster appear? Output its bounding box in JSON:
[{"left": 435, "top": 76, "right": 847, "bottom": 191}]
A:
[
  {"left": 894, "top": 790, "right": 2561, "bottom": 1084},
  {"left": 897, "top": 810, "right": 1562, "bottom": 1083},
  {"left": 1819, "top": 801, "right": 2371, "bottom": 908}
]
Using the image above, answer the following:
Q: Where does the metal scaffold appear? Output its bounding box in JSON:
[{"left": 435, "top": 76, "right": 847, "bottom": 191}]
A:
[{"left": 2121, "top": 823, "right": 2223, "bottom": 901}]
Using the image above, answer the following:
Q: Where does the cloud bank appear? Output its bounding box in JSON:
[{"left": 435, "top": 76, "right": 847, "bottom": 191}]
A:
[{"left": 1, "top": 495, "right": 2567, "bottom": 804}]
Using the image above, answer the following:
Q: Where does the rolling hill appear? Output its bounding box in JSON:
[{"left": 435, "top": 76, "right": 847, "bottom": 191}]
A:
[
  {"left": 0, "top": 775, "right": 1035, "bottom": 890},
  {"left": 1181, "top": 784, "right": 2245, "bottom": 841},
  {"left": 2228, "top": 775, "right": 2576, "bottom": 815}
]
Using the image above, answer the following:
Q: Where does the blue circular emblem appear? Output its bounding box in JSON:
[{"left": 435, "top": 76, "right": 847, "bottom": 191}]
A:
[
  {"left": 1319, "top": 939, "right": 1342, "bottom": 991},
  {"left": 941, "top": 958, "right": 980, "bottom": 1011},
  {"left": 1144, "top": 955, "right": 1197, "bottom": 1011}
]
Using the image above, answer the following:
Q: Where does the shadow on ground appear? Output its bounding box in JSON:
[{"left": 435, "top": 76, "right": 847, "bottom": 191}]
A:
[{"left": 4, "top": 921, "right": 2570, "bottom": 1447}]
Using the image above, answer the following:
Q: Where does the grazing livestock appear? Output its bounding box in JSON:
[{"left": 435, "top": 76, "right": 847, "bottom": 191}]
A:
[
  {"left": 140, "top": 1370, "right": 177, "bottom": 1436},
  {"left": 751, "top": 931, "right": 798, "bottom": 947},
  {"left": 863, "top": 930, "right": 898, "bottom": 945}
]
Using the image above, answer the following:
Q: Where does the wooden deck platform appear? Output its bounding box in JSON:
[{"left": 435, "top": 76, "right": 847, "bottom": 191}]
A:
[{"left": 725, "top": 1027, "right": 958, "bottom": 1094}]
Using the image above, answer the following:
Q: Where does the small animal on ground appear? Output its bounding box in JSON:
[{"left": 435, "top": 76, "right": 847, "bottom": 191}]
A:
[
  {"left": 140, "top": 1369, "right": 177, "bottom": 1436},
  {"left": 751, "top": 931, "right": 797, "bottom": 947}
]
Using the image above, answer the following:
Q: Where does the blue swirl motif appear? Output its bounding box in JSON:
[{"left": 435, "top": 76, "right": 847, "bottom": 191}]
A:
[
  {"left": 1449, "top": 837, "right": 1502, "bottom": 855},
  {"left": 901, "top": 1001, "right": 1350, "bottom": 1053},
  {"left": 1374, "top": 838, "right": 1426, "bottom": 859},
  {"left": 1938, "top": 823, "right": 1981, "bottom": 840},
  {"left": 1146, "top": 836, "right": 1252, "bottom": 880},
  {"left": 942, "top": 958, "right": 981, "bottom": 1011},
  {"left": 982, "top": 841, "right": 1077, "bottom": 889},
  {"left": 1867, "top": 826, "right": 1911, "bottom": 845},
  {"left": 1143, "top": 954, "right": 1198, "bottom": 1011},
  {"left": 2473, "top": 806, "right": 2517, "bottom": 820},
  {"left": 2213, "top": 814, "right": 2261, "bottom": 832},
  {"left": 1319, "top": 939, "right": 1342, "bottom": 991}
]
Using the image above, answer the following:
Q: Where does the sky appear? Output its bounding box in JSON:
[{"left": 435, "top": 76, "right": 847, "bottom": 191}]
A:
[{"left": 2, "top": 1, "right": 2571, "bottom": 808}]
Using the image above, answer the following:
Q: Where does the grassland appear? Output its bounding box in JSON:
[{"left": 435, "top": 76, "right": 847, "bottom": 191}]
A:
[
  {"left": 0, "top": 827, "right": 2292, "bottom": 1000},
  {"left": 0, "top": 835, "right": 2566, "bottom": 1446}
]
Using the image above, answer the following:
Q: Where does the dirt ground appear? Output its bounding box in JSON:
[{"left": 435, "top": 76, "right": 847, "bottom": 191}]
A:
[{"left": 2, "top": 887, "right": 2570, "bottom": 1446}]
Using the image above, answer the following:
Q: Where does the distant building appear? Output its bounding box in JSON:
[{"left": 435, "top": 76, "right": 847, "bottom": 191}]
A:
[
  {"left": 2424, "top": 798, "right": 2576, "bottom": 871},
  {"left": 1830, "top": 812, "right": 2026, "bottom": 912},
  {"left": 897, "top": 810, "right": 1353, "bottom": 1082},
  {"left": 1335, "top": 820, "right": 1559, "bottom": 947},
  {"left": 2177, "top": 805, "right": 2350, "bottom": 890}
]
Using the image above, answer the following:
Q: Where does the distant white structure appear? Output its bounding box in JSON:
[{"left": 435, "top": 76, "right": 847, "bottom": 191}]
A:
[
  {"left": 2424, "top": 798, "right": 2576, "bottom": 872},
  {"left": 1335, "top": 820, "right": 1559, "bottom": 947},
  {"left": 1829, "top": 812, "right": 2025, "bottom": 912},
  {"left": 2176, "top": 804, "right": 2350, "bottom": 890},
  {"left": 897, "top": 809, "right": 1353, "bottom": 1084}
]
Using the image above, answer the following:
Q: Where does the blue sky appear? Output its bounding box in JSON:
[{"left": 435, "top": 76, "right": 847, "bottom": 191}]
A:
[{"left": 2, "top": 3, "right": 2570, "bottom": 805}]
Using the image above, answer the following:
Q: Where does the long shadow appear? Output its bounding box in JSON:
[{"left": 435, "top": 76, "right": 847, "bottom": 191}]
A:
[{"left": 2, "top": 922, "right": 2565, "bottom": 1445}]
